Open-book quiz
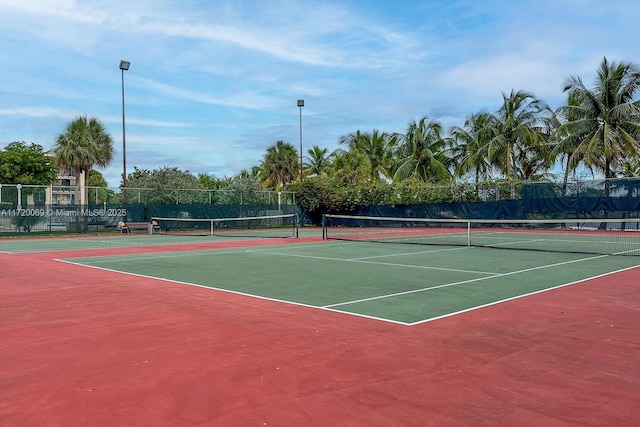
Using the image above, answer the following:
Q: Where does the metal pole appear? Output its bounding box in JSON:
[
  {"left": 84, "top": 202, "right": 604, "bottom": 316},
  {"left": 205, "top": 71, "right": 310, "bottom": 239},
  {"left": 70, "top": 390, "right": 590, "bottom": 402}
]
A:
[
  {"left": 299, "top": 106, "right": 302, "bottom": 180},
  {"left": 16, "top": 184, "right": 22, "bottom": 208},
  {"left": 119, "top": 60, "right": 130, "bottom": 204},
  {"left": 297, "top": 99, "right": 304, "bottom": 181},
  {"left": 121, "top": 68, "right": 127, "bottom": 204}
]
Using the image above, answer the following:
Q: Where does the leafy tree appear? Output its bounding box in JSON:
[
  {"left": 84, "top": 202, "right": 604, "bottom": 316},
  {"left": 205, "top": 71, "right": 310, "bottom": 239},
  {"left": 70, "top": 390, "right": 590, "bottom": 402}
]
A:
[
  {"left": 128, "top": 166, "right": 151, "bottom": 182},
  {"left": 219, "top": 171, "right": 264, "bottom": 204},
  {"left": 0, "top": 141, "right": 57, "bottom": 185},
  {"left": 197, "top": 173, "right": 235, "bottom": 203},
  {"left": 87, "top": 169, "right": 108, "bottom": 187},
  {"left": 288, "top": 176, "right": 358, "bottom": 224},
  {"left": 556, "top": 57, "right": 640, "bottom": 178},
  {"left": 126, "top": 166, "right": 205, "bottom": 203},
  {"left": 87, "top": 169, "right": 115, "bottom": 204},
  {"left": 199, "top": 173, "right": 235, "bottom": 191},
  {"left": 198, "top": 173, "right": 222, "bottom": 190},
  {"left": 51, "top": 116, "right": 114, "bottom": 205},
  {"left": 261, "top": 140, "right": 299, "bottom": 189},
  {"left": 392, "top": 117, "right": 452, "bottom": 182}
]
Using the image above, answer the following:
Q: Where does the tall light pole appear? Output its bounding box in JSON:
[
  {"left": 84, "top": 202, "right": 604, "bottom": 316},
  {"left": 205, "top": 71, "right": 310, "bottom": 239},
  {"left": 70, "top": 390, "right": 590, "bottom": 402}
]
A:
[
  {"left": 297, "top": 99, "right": 304, "bottom": 181},
  {"left": 119, "top": 60, "right": 130, "bottom": 203}
]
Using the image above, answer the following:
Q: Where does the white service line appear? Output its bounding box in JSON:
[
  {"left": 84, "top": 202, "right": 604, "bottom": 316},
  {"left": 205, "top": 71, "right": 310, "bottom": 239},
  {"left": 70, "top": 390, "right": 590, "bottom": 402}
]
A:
[
  {"left": 244, "top": 248, "right": 497, "bottom": 275},
  {"left": 346, "top": 245, "right": 471, "bottom": 260}
]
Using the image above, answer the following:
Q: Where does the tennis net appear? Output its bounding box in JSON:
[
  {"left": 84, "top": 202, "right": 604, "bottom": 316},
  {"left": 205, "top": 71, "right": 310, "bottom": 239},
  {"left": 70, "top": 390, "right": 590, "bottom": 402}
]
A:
[
  {"left": 322, "top": 214, "right": 640, "bottom": 256},
  {"left": 152, "top": 213, "right": 298, "bottom": 238}
]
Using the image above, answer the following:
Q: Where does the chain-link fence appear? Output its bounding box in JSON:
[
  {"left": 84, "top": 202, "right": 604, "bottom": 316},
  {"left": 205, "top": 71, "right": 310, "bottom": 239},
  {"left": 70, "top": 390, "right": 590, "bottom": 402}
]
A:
[
  {"left": 0, "top": 184, "right": 299, "bottom": 234},
  {"left": 0, "top": 184, "right": 297, "bottom": 206},
  {"left": 2, "top": 178, "right": 639, "bottom": 234}
]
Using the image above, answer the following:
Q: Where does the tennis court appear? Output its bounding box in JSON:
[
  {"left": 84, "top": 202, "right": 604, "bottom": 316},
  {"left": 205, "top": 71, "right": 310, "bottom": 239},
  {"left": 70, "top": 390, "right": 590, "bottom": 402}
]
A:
[
  {"left": 2, "top": 215, "right": 640, "bottom": 425},
  {"left": 61, "top": 233, "right": 640, "bottom": 325}
]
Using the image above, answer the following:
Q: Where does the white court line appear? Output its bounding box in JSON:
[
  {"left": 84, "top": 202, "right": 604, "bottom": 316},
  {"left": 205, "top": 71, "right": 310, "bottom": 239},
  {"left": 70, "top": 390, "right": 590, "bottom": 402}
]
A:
[
  {"left": 54, "top": 254, "right": 640, "bottom": 328},
  {"left": 67, "top": 241, "right": 495, "bottom": 274},
  {"left": 345, "top": 258, "right": 497, "bottom": 275},
  {"left": 244, "top": 248, "right": 497, "bottom": 275},
  {"left": 72, "top": 248, "right": 248, "bottom": 262},
  {"left": 473, "top": 232, "right": 640, "bottom": 247},
  {"left": 407, "top": 264, "right": 640, "bottom": 326},
  {"left": 346, "top": 245, "right": 472, "bottom": 261},
  {"left": 486, "top": 238, "right": 546, "bottom": 247},
  {"left": 613, "top": 247, "right": 640, "bottom": 256},
  {"left": 60, "top": 240, "right": 343, "bottom": 262},
  {"left": 246, "top": 241, "right": 354, "bottom": 252},
  {"left": 323, "top": 253, "right": 611, "bottom": 308},
  {"left": 54, "top": 258, "right": 410, "bottom": 326}
]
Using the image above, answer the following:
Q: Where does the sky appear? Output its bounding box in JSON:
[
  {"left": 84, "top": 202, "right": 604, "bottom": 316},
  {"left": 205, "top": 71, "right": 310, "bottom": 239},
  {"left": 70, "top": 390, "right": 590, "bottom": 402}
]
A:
[{"left": 0, "top": 0, "right": 638, "bottom": 188}]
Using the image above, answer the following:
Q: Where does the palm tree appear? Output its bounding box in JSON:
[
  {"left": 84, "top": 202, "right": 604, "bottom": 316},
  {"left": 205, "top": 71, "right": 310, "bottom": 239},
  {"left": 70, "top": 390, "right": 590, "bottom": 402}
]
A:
[
  {"left": 480, "top": 90, "right": 552, "bottom": 180},
  {"left": 304, "top": 145, "right": 333, "bottom": 177},
  {"left": 619, "top": 158, "right": 640, "bottom": 177},
  {"left": 338, "top": 130, "right": 365, "bottom": 151},
  {"left": 392, "top": 117, "right": 452, "bottom": 183},
  {"left": 51, "top": 116, "right": 114, "bottom": 206},
  {"left": 332, "top": 150, "right": 370, "bottom": 185},
  {"left": 358, "top": 130, "right": 394, "bottom": 181},
  {"left": 261, "top": 140, "right": 299, "bottom": 190},
  {"left": 550, "top": 93, "right": 602, "bottom": 194},
  {"left": 449, "top": 111, "right": 495, "bottom": 185},
  {"left": 339, "top": 130, "right": 393, "bottom": 181},
  {"left": 557, "top": 57, "right": 640, "bottom": 178}
]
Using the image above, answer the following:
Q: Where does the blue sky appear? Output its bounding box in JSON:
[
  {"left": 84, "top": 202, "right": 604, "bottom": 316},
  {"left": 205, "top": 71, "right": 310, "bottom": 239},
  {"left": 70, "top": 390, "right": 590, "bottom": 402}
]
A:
[{"left": 0, "top": 0, "right": 638, "bottom": 187}]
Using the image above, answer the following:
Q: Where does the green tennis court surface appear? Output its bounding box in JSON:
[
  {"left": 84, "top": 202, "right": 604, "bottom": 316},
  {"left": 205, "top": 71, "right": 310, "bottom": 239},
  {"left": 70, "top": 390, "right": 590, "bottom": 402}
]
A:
[
  {"left": 0, "top": 235, "right": 205, "bottom": 253},
  {"left": 61, "top": 240, "right": 640, "bottom": 325}
]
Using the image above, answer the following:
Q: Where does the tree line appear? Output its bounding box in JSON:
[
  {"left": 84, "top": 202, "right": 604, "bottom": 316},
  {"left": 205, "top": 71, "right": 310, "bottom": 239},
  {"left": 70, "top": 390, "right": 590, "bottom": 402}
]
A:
[
  {"left": 269, "top": 57, "right": 640, "bottom": 190},
  {"left": 1, "top": 57, "right": 639, "bottom": 207}
]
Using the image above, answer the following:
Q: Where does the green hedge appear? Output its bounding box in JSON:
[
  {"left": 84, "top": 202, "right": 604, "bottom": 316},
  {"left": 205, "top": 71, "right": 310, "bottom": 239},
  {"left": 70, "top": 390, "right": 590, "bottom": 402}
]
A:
[{"left": 288, "top": 177, "right": 525, "bottom": 224}]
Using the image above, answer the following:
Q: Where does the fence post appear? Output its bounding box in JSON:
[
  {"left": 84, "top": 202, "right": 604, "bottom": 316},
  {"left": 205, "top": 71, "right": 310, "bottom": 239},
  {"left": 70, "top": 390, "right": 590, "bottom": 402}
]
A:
[{"left": 16, "top": 184, "right": 22, "bottom": 208}]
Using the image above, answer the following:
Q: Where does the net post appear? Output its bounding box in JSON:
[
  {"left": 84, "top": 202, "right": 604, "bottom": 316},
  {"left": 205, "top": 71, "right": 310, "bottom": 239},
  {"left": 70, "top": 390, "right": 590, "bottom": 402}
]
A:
[
  {"left": 322, "top": 214, "right": 326, "bottom": 240},
  {"left": 295, "top": 214, "right": 299, "bottom": 238},
  {"left": 210, "top": 219, "right": 214, "bottom": 236},
  {"left": 467, "top": 220, "right": 471, "bottom": 247}
]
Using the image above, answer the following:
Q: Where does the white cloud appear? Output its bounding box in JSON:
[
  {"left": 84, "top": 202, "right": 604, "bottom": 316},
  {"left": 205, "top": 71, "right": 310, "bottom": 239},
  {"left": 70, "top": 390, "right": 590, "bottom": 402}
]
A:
[
  {"left": 0, "top": 0, "right": 107, "bottom": 23},
  {"left": 0, "top": 107, "right": 190, "bottom": 128},
  {"left": 138, "top": 78, "right": 281, "bottom": 111}
]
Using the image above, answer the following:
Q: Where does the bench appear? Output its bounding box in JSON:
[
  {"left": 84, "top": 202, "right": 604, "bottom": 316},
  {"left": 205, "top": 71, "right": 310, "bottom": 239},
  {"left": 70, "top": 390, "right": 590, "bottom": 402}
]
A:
[{"left": 117, "top": 221, "right": 158, "bottom": 234}]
